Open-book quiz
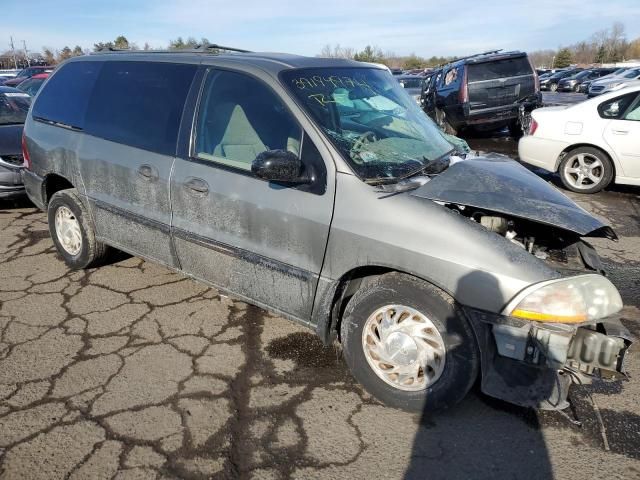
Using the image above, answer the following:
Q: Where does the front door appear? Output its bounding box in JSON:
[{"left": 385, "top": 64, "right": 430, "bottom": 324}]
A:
[
  {"left": 170, "top": 68, "right": 334, "bottom": 321},
  {"left": 602, "top": 91, "right": 640, "bottom": 178},
  {"left": 78, "top": 60, "right": 197, "bottom": 267}
]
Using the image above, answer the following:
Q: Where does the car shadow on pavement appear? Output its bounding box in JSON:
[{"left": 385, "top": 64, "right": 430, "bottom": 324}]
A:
[{"left": 405, "top": 271, "right": 554, "bottom": 480}]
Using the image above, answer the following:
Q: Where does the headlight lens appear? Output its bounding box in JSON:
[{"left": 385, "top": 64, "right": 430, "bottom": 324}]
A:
[
  {"left": 608, "top": 82, "right": 623, "bottom": 90},
  {"left": 503, "top": 274, "right": 623, "bottom": 323}
]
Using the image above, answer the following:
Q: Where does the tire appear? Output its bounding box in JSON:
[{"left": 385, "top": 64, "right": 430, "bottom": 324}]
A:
[
  {"left": 435, "top": 108, "right": 458, "bottom": 136},
  {"left": 48, "top": 188, "right": 108, "bottom": 269},
  {"left": 550, "top": 83, "right": 558, "bottom": 92},
  {"left": 573, "top": 84, "right": 580, "bottom": 93},
  {"left": 340, "top": 273, "right": 479, "bottom": 413},
  {"left": 558, "top": 147, "right": 614, "bottom": 194}
]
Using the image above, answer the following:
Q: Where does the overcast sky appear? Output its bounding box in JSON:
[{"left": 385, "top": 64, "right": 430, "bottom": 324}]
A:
[{"left": 5, "top": 0, "right": 640, "bottom": 57}]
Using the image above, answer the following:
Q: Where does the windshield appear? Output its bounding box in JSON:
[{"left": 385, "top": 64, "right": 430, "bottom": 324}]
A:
[
  {"left": 398, "top": 77, "right": 423, "bottom": 89},
  {"left": 623, "top": 69, "right": 640, "bottom": 79},
  {"left": 281, "top": 67, "right": 453, "bottom": 183},
  {"left": 0, "top": 92, "right": 31, "bottom": 125},
  {"left": 17, "top": 78, "right": 45, "bottom": 96},
  {"left": 574, "top": 71, "right": 591, "bottom": 80}
]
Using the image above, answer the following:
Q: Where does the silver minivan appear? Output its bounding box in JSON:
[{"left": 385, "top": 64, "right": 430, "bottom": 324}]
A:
[{"left": 22, "top": 47, "right": 632, "bottom": 412}]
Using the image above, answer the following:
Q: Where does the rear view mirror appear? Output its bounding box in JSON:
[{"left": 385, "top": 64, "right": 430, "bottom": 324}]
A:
[{"left": 251, "top": 149, "right": 310, "bottom": 184}]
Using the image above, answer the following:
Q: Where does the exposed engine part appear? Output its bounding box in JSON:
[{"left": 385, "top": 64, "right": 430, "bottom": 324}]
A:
[
  {"left": 449, "top": 203, "right": 600, "bottom": 273},
  {"left": 479, "top": 215, "right": 509, "bottom": 235}
]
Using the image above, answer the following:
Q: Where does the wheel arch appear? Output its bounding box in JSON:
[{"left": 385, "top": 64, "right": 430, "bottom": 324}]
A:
[
  {"left": 314, "top": 265, "right": 455, "bottom": 346},
  {"left": 42, "top": 173, "right": 75, "bottom": 206}
]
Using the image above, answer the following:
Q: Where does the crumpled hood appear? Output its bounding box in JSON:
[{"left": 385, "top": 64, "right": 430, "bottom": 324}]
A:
[{"left": 411, "top": 155, "right": 616, "bottom": 239}]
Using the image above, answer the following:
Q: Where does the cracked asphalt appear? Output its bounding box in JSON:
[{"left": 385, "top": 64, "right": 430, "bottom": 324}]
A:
[{"left": 1, "top": 139, "right": 639, "bottom": 478}]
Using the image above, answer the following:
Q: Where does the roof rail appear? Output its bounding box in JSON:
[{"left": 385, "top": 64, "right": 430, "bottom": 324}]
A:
[
  {"left": 193, "top": 43, "right": 251, "bottom": 53},
  {"left": 435, "top": 49, "right": 505, "bottom": 68},
  {"left": 92, "top": 43, "right": 251, "bottom": 55}
]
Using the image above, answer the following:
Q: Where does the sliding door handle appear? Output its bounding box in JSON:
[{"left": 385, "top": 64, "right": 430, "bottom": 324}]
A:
[
  {"left": 183, "top": 177, "right": 209, "bottom": 195},
  {"left": 137, "top": 164, "right": 159, "bottom": 181}
]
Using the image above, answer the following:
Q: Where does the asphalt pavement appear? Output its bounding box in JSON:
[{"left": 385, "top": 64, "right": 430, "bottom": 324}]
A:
[{"left": 1, "top": 105, "right": 639, "bottom": 478}]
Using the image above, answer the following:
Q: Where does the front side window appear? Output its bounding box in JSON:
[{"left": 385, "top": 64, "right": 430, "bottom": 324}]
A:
[
  {"left": 85, "top": 61, "right": 197, "bottom": 155},
  {"left": 194, "top": 70, "right": 302, "bottom": 172},
  {"left": 0, "top": 92, "right": 31, "bottom": 125},
  {"left": 281, "top": 67, "right": 453, "bottom": 183},
  {"left": 598, "top": 92, "right": 638, "bottom": 119},
  {"left": 623, "top": 96, "right": 640, "bottom": 121}
]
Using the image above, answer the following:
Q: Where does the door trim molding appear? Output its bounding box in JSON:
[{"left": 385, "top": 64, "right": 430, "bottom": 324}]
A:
[{"left": 172, "top": 227, "right": 314, "bottom": 282}]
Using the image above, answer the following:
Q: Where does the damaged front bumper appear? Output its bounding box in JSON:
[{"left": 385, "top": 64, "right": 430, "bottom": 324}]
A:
[{"left": 465, "top": 307, "right": 633, "bottom": 410}]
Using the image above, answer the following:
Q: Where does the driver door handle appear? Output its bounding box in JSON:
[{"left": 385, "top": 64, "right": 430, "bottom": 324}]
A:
[
  {"left": 183, "top": 177, "right": 209, "bottom": 195},
  {"left": 611, "top": 129, "right": 629, "bottom": 135}
]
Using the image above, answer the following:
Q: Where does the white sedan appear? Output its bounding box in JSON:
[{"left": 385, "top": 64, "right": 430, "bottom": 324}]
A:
[{"left": 519, "top": 83, "right": 640, "bottom": 193}]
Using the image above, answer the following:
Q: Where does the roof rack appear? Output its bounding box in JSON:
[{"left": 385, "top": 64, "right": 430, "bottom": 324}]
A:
[
  {"left": 93, "top": 43, "right": 251, "bottom": 55},
  {"left": 434, "top": 49, "right": 505, "bottom": 69}
]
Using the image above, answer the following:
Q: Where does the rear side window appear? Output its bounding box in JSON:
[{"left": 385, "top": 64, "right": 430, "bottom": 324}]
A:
[
  {"left": 32, "top": 61, "right": 102, "bottom": 129},
  {"left": 467, "top": 57, "right": 533, "bottom": 82},
  {"left": 85, "top": 61, "right": 197, "bottom": 155}
]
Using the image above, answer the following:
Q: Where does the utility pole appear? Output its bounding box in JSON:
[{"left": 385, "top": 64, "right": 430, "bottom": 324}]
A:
[
  {"left": 22, "top": 40, "right": 30, "bottom": 66},
  {"left": 9, "top": 36, "right": 18, "bottom": 69}
]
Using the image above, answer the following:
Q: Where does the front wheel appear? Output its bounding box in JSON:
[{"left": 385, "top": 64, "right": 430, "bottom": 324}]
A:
[
  {"left": 340, "top": 273, "right": 479, "bottom": 412},
  {"left": 550, "top": 83, "right": 558, "bottom": 92}
]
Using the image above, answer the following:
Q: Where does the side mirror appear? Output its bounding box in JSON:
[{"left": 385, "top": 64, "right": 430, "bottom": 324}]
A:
[{"left": 251, "top": 149, "right": 310, "bottom": 184}]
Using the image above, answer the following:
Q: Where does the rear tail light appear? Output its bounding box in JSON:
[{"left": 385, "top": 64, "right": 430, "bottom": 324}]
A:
[
  {"left": 458, "top": 67, "right": 468, "bottom": 103},
  {"left": 529, "top": 118, "right": 539, "bottom": 136},
  {"left": 22, "top": 132, "right": 31, "bottom": 170}
]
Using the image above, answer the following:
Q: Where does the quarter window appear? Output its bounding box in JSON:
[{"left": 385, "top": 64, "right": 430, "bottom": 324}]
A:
[
  {"left": 598, "top": 92, "right": 638, "bottom": 119},
  {"left": 32, "top": 61, "right": 102, "bottom": 129},
  {"left": 194, "top": 70, "right": 302, "bottom": 172},
  {"left": 85, "top": 61, "right": 197, "bottom": 155}
]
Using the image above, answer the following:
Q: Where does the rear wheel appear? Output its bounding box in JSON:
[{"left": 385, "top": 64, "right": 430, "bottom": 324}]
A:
[
  {"left": 559, "top": 147, "right": 614, "bottom": 194},
  {"left": 48, "top": 189, "right": 108, "bottom": 269},
  {"left": 550, "top": 83, "right": 558, "bottom": 92},
  {"left": 340, "top": 273, "right": 479, "bottom": 412}
]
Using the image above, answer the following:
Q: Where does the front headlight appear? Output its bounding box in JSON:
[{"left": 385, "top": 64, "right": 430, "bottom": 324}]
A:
[
  {"left": 608, "top": 82, "right": 624, "bottom": 90},
  {"left": 502, "top": 274, "right": 623, "bottom": 323}
]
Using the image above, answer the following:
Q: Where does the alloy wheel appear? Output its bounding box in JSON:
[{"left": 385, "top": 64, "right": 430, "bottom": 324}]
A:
[{"left": 563, "top": 153, "right": 604, "bottom": 190}]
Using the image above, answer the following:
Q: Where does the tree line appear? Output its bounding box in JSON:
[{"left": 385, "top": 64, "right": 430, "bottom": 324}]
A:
[
  {"left": 529, "top": 23, "right": 639, "bottom": 68},
  {"left": 0, "top": 35, "right": 214, "bottom": 69},
  {"left": 2, "top": 24, "right": 639, "bottom": 71}
]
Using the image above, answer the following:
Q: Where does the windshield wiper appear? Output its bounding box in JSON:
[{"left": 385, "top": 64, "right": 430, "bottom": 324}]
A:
[{"left": 364, "top": 148, "right": 454, "bottom": 186}]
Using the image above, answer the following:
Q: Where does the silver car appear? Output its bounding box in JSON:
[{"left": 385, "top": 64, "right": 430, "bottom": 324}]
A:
[
  {"left": 589, "top": 68, "right": 640, "bottom": 97},
  {"left": 22, "top": 48, "right": 631, "bottom": 412}
]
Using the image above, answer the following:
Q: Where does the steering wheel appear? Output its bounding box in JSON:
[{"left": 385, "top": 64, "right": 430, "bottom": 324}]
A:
[{"left": 350, "top": 131, "right": 378, "bottom": 160}]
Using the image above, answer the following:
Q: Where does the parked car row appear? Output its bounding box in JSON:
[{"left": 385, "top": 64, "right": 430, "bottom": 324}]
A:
[{"left": 0, "top": 65, "right": 53, "bottom": 87}]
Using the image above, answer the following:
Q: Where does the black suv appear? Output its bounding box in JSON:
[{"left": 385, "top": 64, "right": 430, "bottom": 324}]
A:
[{"left": 421, "top": 51, "right": 541, "bottom": 135}]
